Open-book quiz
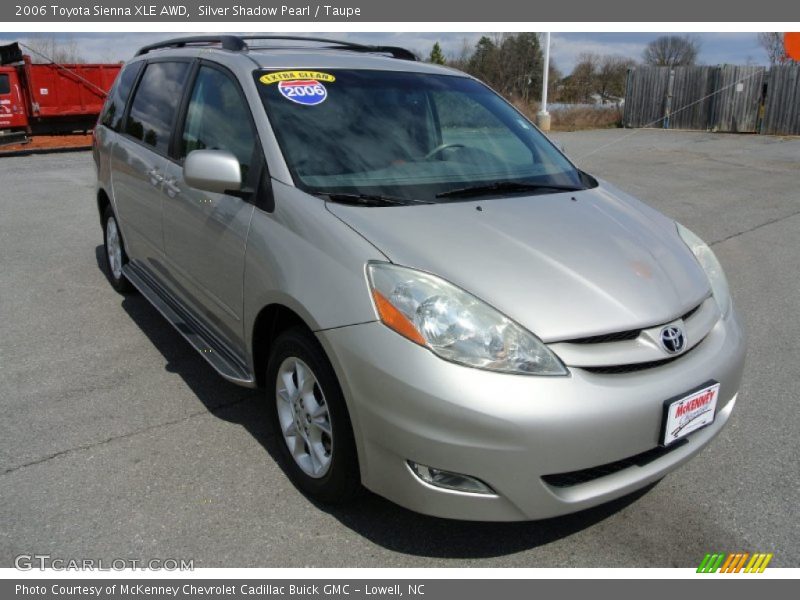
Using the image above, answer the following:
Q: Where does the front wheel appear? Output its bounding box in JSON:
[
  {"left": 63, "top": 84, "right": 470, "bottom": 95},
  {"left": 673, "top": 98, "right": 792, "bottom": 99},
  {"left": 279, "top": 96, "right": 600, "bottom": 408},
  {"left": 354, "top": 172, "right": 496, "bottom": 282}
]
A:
[{"left": 266, "top": 327, "right": 361, "bottom": 503}]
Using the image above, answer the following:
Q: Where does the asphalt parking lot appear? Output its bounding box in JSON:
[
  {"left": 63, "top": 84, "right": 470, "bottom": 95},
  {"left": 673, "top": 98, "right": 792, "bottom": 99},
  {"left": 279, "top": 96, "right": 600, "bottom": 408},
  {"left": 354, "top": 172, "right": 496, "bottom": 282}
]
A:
[{"left": 1, "top": 129, "right": 798, "bottom": 568}]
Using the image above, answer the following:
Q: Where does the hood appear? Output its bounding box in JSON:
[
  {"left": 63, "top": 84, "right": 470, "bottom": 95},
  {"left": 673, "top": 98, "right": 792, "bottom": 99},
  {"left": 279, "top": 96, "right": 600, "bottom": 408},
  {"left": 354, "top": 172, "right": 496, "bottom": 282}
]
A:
[{"left": 327, "top": 182, "right": 711, "bottom": 342}]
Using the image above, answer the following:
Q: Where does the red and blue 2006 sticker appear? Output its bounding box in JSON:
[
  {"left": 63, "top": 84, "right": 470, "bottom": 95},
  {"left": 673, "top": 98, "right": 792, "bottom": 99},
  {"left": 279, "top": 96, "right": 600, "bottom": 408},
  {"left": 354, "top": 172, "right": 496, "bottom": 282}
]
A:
[{"left": 259, "top": 70, "right": 336, "bottom": 106}]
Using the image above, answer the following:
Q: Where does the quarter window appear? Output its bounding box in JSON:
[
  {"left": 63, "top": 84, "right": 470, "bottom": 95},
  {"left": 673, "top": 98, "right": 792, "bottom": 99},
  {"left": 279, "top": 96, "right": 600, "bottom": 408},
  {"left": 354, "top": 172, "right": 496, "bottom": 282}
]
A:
[
  {"left": 100, "top": 61, "right": 142, "bottom": 131},
  {"left": 180, "top": 66, "right": 257, "bottom": 179},
  {"left": 0, "top": 74, "right": 10, "bottom": 95},
  {"left": 125, "top": 61, "right": 190, "bottom": 154}
]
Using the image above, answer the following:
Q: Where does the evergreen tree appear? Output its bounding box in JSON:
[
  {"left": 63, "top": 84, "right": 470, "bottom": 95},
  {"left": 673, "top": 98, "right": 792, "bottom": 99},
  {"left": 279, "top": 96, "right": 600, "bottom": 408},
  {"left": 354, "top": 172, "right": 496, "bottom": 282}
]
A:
[
  {"left": 428, "top": 42, "right": 446, "bottom": 65},
  {"left": 464, "top": 34, "right": 545, "bottom": 102}
]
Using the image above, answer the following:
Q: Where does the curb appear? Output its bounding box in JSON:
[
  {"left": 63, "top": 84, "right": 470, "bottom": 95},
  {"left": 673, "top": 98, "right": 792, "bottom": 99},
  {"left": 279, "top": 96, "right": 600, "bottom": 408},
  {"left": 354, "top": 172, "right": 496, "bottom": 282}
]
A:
[{"left": 0, "top": 145, "right": 92, "bottom": 158}]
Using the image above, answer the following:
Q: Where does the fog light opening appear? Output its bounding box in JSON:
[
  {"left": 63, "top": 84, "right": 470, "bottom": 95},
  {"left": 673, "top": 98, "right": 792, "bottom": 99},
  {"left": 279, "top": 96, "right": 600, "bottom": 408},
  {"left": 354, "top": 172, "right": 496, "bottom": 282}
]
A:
[{"left": 408, "top": 461, "right": 495, "bottom": 495}]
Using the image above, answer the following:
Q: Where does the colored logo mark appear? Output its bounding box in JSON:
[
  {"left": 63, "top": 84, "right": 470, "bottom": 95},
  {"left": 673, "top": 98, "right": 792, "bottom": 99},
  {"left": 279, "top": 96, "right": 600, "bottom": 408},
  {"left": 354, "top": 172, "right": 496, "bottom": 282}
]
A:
[
  {"left": 785, "top": 33, "right": 800, "bottom": 62},
  {"left": 697, "top": 552, "right": 773, "bottom": 573},
  {"left": 277, "top": 80, "right": 328, "bottom": 106}
]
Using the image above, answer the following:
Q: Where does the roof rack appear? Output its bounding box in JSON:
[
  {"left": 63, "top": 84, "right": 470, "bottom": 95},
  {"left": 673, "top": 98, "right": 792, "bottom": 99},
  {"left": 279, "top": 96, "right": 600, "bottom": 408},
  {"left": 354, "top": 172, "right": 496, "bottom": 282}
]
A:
[
  {"left": 241, "top": 36, "right": 418, "bottom": 61},
  {"left": 135, "top": 35, "right": 418, "bottom": 61},
  {"left": 136, "top": 36, "right": 247, "bottom": 56}
]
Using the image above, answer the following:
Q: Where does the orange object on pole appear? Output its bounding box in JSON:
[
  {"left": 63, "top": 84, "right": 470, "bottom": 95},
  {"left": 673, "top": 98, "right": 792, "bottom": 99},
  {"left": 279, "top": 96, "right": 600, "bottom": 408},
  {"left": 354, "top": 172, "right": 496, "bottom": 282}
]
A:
[{"left": 785, "top": 32, "right": 800, "bottom": 61}]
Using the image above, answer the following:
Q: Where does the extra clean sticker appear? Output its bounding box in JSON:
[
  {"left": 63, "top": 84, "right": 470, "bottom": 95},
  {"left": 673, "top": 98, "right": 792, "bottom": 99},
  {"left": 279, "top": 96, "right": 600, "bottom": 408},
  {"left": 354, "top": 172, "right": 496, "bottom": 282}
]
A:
[{"left": 259, "top": 70, "right": 335, "bottom": 106}]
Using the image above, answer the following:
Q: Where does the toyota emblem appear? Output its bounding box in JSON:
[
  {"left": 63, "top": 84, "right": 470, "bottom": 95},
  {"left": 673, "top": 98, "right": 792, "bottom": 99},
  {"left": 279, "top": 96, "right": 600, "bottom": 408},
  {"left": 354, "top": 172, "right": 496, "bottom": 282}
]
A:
[{"left": 660, "top": 326, "right": 686, "bottom": 354}]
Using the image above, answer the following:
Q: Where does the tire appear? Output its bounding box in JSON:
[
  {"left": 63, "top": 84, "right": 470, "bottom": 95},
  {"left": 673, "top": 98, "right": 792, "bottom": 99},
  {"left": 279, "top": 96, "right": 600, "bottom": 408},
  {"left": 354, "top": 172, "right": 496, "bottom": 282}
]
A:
[
  {"left": 102, "top": 205, "right": 135, "bottom": 294},
  {"left": 266, "top": 326, "right": 361, "bottom": 504}
]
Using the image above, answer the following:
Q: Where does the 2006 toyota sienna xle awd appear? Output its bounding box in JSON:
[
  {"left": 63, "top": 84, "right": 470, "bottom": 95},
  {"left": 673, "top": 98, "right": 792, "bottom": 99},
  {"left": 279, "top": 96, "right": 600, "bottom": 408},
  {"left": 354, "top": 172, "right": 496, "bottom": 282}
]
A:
[{"left": 93, "top": 35, "right": 745, "bottom": 521}]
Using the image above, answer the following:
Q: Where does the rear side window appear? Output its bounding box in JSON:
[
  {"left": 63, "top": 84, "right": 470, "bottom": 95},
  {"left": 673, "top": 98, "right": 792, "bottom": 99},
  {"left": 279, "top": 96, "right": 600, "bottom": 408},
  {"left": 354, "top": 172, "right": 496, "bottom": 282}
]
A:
[
  {"left": 180, "top": 66, "right": 257, "bottom": 179},
  {"left": 125, "top": 61, "right": 191, "bottom": 154},
  {"left": 0, "top": 74, "right": 10, "bottom": 95},
  {"left": 100, "top": 61, "right": 142, "bottom": 131}
]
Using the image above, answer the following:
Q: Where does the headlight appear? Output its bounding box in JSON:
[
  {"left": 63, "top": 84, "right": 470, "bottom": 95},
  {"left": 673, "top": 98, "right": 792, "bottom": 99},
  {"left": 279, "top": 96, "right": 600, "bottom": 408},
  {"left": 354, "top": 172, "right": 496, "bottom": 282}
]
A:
[
  {"left": 366, "top": 263, "right": 567, "bottom": 376},
  {"left": 677, "top": 223, "right": 731, "bottom": 316}
]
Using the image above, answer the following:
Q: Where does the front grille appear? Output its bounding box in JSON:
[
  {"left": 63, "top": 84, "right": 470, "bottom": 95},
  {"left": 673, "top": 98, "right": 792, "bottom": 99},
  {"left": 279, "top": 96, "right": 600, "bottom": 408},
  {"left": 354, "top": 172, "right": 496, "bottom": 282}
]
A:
[
  {"left": 681, "top": 303, "right": 702, "bottom": 321},
  {"left": 563, "top": 301, "right": 705, "bottom": 346},
  {"left": 580, "top": 338, "right": 702, "bottom": 374},
  {"left": 542, "top": 440, "right": 687, "bottom": 488},
  {"left": 567, "top": 328, "right": 641, "bottom": 344}
]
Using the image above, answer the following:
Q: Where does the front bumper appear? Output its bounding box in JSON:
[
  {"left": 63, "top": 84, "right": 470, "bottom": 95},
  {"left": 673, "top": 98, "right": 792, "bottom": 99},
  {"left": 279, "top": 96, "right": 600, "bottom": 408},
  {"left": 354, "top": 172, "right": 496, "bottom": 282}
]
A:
[{"left": 317, "top": 309, "right": 746, "bottom": 521}]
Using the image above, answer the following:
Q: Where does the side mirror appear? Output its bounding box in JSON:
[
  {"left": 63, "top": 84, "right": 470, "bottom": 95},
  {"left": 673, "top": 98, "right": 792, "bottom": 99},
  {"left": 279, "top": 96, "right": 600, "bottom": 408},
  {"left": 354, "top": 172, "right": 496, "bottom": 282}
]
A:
[{"left": 183, "top": 149, "right": 241, "bottom": 194}]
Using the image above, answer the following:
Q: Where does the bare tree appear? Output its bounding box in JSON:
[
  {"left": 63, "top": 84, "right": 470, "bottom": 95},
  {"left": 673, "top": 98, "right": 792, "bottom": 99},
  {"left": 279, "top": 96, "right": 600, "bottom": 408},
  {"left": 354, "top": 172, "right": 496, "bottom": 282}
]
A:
[
  {"left": 557, "top": 53, "right": 633, "bottom": 104},
  {"left": 643, "top": 35, "right": 700, "bottom": 67},
  {"left": 757, "top": 32, "right": 793, "bottom": 65},
  {"left": 559, "top": 53, "right": 599, "bottom": 103},
  {"left": 500, "top": 33, "right": 543, "bottom": 103},
  {"left": 547, "top": 62, "right": 562, "bottom": 105},
  {"left": 447, "top": 38, "right": 474, "bottom": 71},
  {"left": 22, "top": 37, "right": 85, "bottom": 64},
  {"left": 595, "top": 55, "right": 636, "bottom": 103}
]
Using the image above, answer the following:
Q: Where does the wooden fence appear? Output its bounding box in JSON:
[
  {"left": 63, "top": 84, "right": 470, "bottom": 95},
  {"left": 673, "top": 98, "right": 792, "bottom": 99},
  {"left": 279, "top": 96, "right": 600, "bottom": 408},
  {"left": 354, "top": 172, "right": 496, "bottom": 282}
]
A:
[
  {"left": 624, "top": 65, "right": 800, "bottom": 135},
  {"left": 761, "top": 65, "right": 800, "bottom": 135}
]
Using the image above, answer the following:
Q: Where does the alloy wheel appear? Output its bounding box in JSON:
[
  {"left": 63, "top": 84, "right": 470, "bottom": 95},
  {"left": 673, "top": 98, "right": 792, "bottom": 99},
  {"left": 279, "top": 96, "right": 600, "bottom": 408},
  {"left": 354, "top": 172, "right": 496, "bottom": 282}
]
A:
[{"left": 275, "top": 357, "right": 333, "bottom": 478}]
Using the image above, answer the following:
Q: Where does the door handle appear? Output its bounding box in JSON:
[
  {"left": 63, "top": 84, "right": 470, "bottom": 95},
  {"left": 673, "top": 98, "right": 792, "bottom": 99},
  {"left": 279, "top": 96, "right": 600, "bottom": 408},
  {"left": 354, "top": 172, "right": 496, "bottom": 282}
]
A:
[
  {"left": 147, "top": 168, "right": 163, "bottom": 186},
  {"left": 163, "top": 178, "right": 180, "bottom": 197}
]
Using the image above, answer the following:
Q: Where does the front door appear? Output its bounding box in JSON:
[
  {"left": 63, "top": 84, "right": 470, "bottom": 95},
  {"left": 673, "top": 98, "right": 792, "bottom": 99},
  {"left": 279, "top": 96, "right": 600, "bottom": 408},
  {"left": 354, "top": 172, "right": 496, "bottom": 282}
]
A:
[
  {"left": 161, "top": 63, "right": 260, "bottom": 353},
  {"left": 0, "top": 68, "right": 28, "bottom": 131}
]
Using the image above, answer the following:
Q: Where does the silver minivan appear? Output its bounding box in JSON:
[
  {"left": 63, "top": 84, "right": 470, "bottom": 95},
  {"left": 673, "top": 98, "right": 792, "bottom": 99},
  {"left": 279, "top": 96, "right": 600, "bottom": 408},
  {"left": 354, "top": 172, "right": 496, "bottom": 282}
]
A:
[{"left": 94, "top": 36, "right": 745, "bottom": 521}]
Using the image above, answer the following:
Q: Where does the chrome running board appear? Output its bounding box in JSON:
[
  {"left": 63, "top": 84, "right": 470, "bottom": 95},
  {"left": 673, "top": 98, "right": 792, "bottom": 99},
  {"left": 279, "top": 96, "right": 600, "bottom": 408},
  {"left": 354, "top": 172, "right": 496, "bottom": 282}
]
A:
[{"left": 123, "top": 262, "right": 256, "bottom": 387}]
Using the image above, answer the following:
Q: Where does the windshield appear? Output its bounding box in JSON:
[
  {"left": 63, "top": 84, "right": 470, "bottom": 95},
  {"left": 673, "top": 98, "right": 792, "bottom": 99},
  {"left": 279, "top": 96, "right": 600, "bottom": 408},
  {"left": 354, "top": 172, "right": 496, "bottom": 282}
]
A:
[{"left": 255, "top": 69, "right": 588, "bottom": 203}]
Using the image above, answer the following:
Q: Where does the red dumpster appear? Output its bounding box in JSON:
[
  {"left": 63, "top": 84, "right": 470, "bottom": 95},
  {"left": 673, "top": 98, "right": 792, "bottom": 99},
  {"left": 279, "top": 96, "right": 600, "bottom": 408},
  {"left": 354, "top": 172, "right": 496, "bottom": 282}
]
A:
[{"left": 0, "top": 42, "right": 121, "bottom": 143}]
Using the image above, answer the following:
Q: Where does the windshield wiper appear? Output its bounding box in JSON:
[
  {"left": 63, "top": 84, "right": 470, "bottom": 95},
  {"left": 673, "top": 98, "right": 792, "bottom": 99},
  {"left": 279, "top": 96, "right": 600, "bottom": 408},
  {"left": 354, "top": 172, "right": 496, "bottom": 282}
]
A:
[
  {"left": 435, "top": 181, "right": 584, "bottom": 199},
  {"left": 321, "top": 192, "right": 432, "bottom": 207}
]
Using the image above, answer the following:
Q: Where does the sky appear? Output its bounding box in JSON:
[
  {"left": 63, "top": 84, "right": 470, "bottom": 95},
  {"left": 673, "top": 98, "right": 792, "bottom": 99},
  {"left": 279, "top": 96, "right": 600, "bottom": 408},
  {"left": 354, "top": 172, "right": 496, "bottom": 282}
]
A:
[{"left": 0, "top": 32, "right": 770, "bottom": 73}]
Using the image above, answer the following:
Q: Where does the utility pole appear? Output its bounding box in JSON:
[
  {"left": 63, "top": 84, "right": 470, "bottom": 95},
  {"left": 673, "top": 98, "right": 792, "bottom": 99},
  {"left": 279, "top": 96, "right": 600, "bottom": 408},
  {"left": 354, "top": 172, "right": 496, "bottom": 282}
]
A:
[{"left": 536, "top": 32, "right": 551, "bottom": 131}]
